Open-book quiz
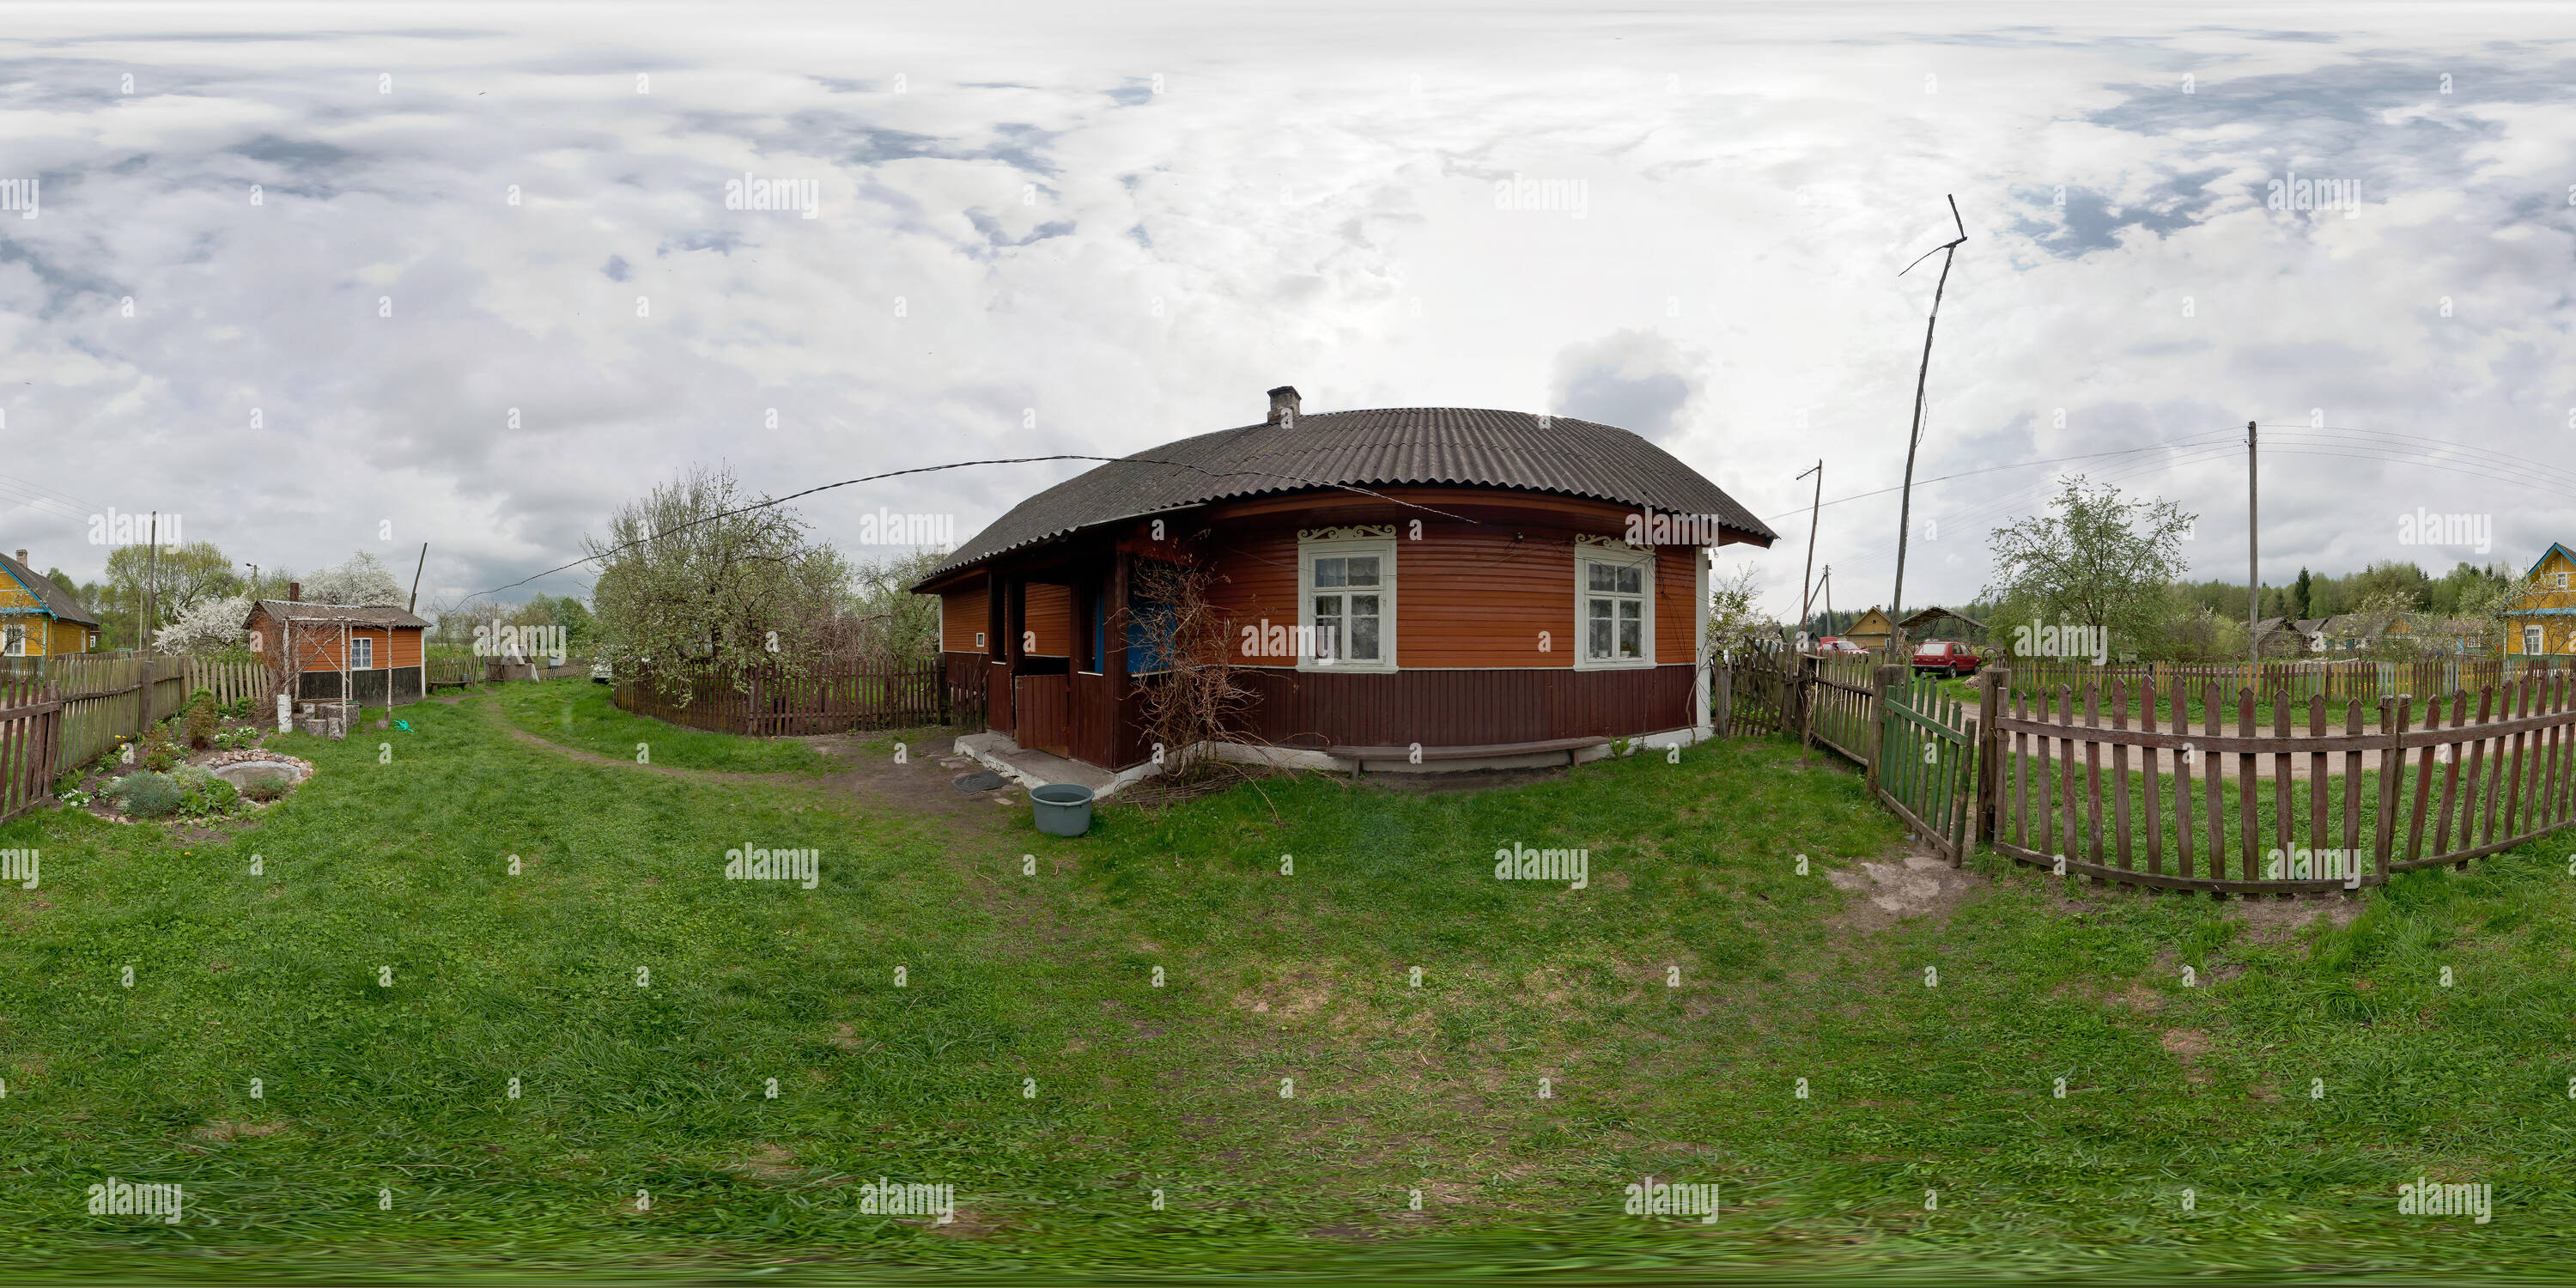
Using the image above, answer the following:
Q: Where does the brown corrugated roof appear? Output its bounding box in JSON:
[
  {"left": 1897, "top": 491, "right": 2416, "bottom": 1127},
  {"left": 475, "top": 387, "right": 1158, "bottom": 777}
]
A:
[
  {"left": 0, "top": 550, "right": 100, "bottom": 626},
  {"left": 918, "top": 406, "right": 1777, "bottom": 586},
  {"left": 248, "top": 599, "right": 430, "bottom": 629}
]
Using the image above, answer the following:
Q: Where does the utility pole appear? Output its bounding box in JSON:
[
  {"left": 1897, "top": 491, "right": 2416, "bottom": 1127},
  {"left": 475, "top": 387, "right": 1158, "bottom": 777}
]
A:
[
  {"left": 408, "top": 542, "right": 428, "bottom": 615},
  {"left": 1795, "top": 460, "right": 1823, "bottom": 644},
  {"left": 144, "top": 511, "right": 158, "bottom": 657},
  {"left": 1820, "top": 564, "right": 1834, "bottom": 640},
  {"left": 2246, "top": 419, "right": 2259, "bottom": 670},
  {"left": 1890, "top": 195, "right": 1968, "bottom": 622}
]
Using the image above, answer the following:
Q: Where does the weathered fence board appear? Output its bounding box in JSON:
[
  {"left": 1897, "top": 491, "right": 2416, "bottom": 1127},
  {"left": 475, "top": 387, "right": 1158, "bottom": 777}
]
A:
[
  {"left": 1990, "top": 670, "right": 2576, "bottom": 895},
  {"left": 615, "top": 660, "right": 951, "bottom": 738},
  {"left": 0, "top": 682, "right": 62, "bottom": 823}
]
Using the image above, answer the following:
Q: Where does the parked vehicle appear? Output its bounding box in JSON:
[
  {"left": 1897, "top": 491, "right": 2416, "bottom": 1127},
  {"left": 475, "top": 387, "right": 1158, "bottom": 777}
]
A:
[
  {"left": 1816, "top": 636, "right": 1870, "bottom": 656},
  {"left": 1911, "top": 639, "right": 1981, "bottom": 677}
]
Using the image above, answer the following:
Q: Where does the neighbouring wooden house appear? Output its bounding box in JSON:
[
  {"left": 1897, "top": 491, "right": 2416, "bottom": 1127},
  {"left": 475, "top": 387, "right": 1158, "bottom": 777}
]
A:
[
  {"left": 243, "top": 582, "right": 430, "bottom": 704},
  {"left": 1840, "top": 606, "right": 1897, "bottom": 652},
  {"left": 2506, "top": 543, "right": 2576, "bottom": 659},
  {"left": 0, "top": 547, "right": 100, "bottom": 656},
  {"left": 911, "top": 387, "right": 1777, "bottom": 775}
]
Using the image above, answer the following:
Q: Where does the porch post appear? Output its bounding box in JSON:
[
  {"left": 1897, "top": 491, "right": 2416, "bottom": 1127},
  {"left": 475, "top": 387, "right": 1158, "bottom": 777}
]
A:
[
  {"left": 1005, "top": 575, "right": 1026, "bottom": 671},
  {"left": 986, "top": 574, "right": 1004, "bottom": 660},
  {"left": 1692, "top": 546, "right": 1711, "bottom": 739}
]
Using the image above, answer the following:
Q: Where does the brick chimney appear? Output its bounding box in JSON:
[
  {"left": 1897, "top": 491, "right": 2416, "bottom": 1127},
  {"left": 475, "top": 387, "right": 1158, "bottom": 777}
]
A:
[
  {"left": 1267, "top": 385, "right": 1301, "bottom": 426},
  {"left": 288, "top": 581, "right": 301, "bottom": 604},
  {"left": 11, "top": 549, "right": 23, "bottom": 566}
]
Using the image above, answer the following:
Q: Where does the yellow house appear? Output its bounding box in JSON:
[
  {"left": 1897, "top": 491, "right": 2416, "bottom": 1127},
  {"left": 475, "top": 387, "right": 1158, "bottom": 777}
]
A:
[
  {"left": 2504, "top": 543, "right": 2576, "bottom": 658},
  {"left": 1841, "top": 605, "right": 1897, "bottom": 652},
  {"left": 0, "top": 547, "right": 101, "bottom": 657}
]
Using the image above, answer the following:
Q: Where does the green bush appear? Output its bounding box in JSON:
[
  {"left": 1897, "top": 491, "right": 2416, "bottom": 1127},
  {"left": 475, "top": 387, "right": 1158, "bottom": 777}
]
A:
[
  {"left": 185, "top": 687, "right": 218, "bottom": 748},
  {"left": 172, "top": 766, "right": 240, "bottom": 818},
  {"left": 109, "top": 772, "right": 182, "bottom": 818},
  {"left": 138, "top": 727, "right": 180, "bottom": 773}
]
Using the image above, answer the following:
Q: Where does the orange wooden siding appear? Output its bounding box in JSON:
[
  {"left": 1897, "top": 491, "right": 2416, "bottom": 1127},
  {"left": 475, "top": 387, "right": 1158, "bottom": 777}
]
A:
[
  {"left": 247, "top": 609, "right": 424, "bottom": 670},
  {"left": 1656, "top": 545, "right": 1698, "bottom": 663},
  {"left": 1023, "top": 582, "right": 1072, "bottom": 656},
  {"left": 1200, "top": 507, "right": 1704, "bottom": 670},
  {"left": 940, "top": 584, "right": 987, "bottom": 652}
]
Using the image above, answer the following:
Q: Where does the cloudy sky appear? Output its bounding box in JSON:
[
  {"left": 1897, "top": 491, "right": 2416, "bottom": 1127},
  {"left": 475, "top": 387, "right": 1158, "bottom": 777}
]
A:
[{"left": 3, "top": 3, "right": 2572, "bottom": 622}]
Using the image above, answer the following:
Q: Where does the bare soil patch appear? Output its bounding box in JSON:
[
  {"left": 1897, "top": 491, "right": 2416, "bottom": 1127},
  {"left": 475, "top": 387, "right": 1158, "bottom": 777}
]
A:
[{"left": 1823, "top": 845, "right": 1985, "bottom": 932}]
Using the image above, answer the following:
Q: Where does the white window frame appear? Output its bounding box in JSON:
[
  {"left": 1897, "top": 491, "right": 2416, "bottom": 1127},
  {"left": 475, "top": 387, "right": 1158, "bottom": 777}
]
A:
[
  {"left": 1574, "top": 540, "right": 1656, "bottom": 670},
  {"left": 1296, "top": 529, "right": 1398, "bottom": 673},
  {"left": 1, "top": 623, "right": 22, "bottom": 657},
  {"left": 351, "top": 635, "right": 376, "bottom": 670},
  {"left": 2530, "top": 625, "right": 2549, "bottom": 656}
]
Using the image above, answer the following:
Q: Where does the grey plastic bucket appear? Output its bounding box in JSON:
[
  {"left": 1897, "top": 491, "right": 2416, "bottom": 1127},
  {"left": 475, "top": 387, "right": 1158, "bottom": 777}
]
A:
[{"left": 1030, "top": 782, "right": 1096, "bottom": 836}]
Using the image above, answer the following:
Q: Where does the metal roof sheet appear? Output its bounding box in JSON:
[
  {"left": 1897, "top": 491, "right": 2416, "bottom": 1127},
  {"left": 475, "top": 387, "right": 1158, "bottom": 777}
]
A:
[{"left": 920, "top": 406, "right": 1777, "bottom": 586}]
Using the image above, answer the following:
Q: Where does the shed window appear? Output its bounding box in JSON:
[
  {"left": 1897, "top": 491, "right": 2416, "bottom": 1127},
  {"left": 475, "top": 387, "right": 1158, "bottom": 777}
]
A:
[
  {"left": 1576, "top": 548, "right": 1655, "bottom": 669},
  {"left": 352, "top": 636, "right": 375, "bottom": 670},
  {"left": 1296, "top": 535, "right": 1397, "bottom": 671}
]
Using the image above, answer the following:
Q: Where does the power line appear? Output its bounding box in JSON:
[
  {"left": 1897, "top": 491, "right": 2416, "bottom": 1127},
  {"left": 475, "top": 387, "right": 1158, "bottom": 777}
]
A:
[{"left": 453, "top": 451, "right": 1500, "bottom": 605}]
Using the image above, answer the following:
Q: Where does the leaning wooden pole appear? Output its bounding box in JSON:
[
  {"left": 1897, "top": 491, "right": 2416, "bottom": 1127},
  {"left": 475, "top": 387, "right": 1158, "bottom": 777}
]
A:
[{"left": 1889, "top": 195, "right": 1967, "bottom": 622}]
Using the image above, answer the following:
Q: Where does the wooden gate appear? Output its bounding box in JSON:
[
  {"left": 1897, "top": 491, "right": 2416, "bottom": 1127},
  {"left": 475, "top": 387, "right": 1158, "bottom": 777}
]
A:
[{"left": 1874, "top": 669, "right": 1977, "bottom": 864}]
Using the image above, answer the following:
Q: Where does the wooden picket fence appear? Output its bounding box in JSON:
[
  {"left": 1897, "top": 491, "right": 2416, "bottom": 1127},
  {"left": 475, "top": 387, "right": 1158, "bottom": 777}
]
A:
[
  {"left": 1990, "top": 671, "right": 2576, "bottom": 894},
  {"left": 1877, "top": 671, "right": 1978, "bottom": 863},
  {"left": 1713, "top": 641, "right": 1796, "bottom": 738},
  {"left": 0, "top": 654, "right": 288, "bottom": 773},
  {"left": 1716, "top": 653, "right": 2576, "bottom": 894},
  {"left": 0, "top": 682, "right": 63, "bottom": 824},
  {"left": 2004, "top": 658, "right": 2573, "bottom": 715},
  {"left": 1805, "top": 653, "right": 1879, "bottom": 767},
  {"left": 616, "top": 659, "right": 949, "bottom": 737}
]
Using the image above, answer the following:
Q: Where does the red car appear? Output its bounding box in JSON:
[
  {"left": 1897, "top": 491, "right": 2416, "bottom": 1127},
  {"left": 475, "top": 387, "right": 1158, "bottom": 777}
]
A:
[
  {"left": 1815, "top": 636, "right": 1870, "bottom": 656},
  {"left": 1911, "top": 640, "right": 1981, "bottom": 677}
]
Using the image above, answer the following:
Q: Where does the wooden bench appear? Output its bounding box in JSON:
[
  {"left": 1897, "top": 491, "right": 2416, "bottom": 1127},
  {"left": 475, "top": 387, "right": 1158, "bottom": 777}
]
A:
[
  {"left": 1325, "top": 735, "right": 1613, "bottom": 777},
  {"left": 425, "top": 671, "right": 478, "bottom": 692}
]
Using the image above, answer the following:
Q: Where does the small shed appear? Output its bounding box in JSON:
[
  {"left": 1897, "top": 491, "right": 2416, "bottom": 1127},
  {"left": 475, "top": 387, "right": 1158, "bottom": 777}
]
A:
[
  {"left": 244, "top": 586, "right": 429, "bottom": 705},
  {"left": 1898, "top": 606, "right": 1984, "bottom": 642}
]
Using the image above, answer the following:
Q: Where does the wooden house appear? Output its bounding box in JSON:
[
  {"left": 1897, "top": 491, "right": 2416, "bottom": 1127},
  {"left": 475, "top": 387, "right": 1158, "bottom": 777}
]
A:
[
  {"left": 0, "top": 547, "right": 100, "bottom": 656},
  {"left": 1840, "top": 606, "right": 1897, "bottom": 652},
  {"left": 911, "top": 388, "right": 1777, "bottom": 775},
  {"left": 243, "top": 583, "right": 430, "bottom": 704},
  {"left": 2506, "top": 542, "right": 2576, "bottom": 659}
]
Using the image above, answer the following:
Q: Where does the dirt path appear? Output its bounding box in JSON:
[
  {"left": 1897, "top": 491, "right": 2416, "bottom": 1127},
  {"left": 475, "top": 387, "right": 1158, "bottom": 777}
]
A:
[{"left": 465, "top": 694, "right": 1014, "bottom": 827}]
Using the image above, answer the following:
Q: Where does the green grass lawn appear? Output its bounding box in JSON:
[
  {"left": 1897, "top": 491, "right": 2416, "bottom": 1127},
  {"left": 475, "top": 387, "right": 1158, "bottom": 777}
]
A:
[
  {"left": 3, "top": 699, "right": 2573, "bottom": 1279},
  {"left": 483, "top": 678, "right": 845, "bottom": 774}
]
